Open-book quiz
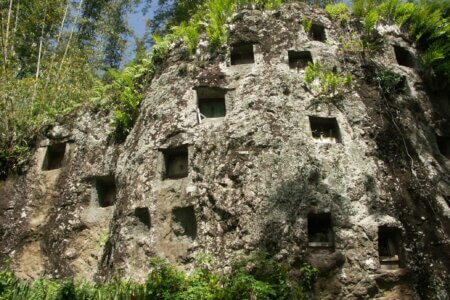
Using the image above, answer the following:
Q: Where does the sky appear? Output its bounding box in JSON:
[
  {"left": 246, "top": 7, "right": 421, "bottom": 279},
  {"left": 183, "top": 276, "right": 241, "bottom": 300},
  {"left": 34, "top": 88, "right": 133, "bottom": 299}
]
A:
[{"left": 124, "top": 1, "right": 156, "bottom": 63}]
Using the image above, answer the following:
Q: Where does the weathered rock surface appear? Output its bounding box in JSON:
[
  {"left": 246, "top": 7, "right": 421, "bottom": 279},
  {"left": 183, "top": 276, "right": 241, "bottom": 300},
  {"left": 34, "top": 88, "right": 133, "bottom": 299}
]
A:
[{"left": 1, "top": 3, "right": 449, "bottom": 299}]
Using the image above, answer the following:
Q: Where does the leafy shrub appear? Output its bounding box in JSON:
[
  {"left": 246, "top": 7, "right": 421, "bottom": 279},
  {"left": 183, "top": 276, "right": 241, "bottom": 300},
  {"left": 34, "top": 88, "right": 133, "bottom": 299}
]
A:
[
  {"left": 352, "top": 0, "right": 449, "bottom": 81},
  {"left": 364, "top": 9, "right": 379, "bottom": 35},
  {"left": 0, "top": 53, "right": 97, "bottom": 178},
  {"left": 352, "top": 0, "right": 365, "bottom": 18},
  {"left": 298, "top": 264, "right": 318, "bottom": 292},
  {"left": 339, "top": 35, "right": 364, "bottom": 53},
  {"left": 325, "top": 3, "right": 350, "bottom": 24},
  {"left": 305, "top": 61, "right": 352, "bottom": 103},
  {"left": 0, "top": 254, "right": 318, "bottom": 300},
  {"left": 95, "top": 37, "right": 171, "bottom": 142},
  {"left": 206, "top": 0, "right": 236, "bottom": 48},
  {"left": 225, "top": 252, "right": 291, "bottom": 299},
  {"left": 366, "top": 63, "right": 406, "bottom": 97}
]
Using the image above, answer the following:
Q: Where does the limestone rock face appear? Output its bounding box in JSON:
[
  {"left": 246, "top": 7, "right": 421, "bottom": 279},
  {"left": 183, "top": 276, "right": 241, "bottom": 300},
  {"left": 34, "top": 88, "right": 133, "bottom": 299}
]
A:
[{"left": 1, "top": 3, "right": 449, "bottom": 299}]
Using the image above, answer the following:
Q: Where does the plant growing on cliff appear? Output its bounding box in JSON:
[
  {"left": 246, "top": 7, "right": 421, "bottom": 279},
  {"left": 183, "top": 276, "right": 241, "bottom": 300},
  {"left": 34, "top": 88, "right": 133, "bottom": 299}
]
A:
[
  {"left": 352, "top": 0, "right": 450, "bottom": 80},
  {"left": 325, "top": 3, "right": 350, "bottom": 24},
  {"left": 94, "top": 36, "right": 172, "bottom": 141},
  {"left": 367, "top": 63, "right": 406, "bottom": 98},
  {"left": 303, "top": 18, "right": 313, "bottom": 33},
  {"left": 305, "top": 61, "right": 352, "bottom": 103}
]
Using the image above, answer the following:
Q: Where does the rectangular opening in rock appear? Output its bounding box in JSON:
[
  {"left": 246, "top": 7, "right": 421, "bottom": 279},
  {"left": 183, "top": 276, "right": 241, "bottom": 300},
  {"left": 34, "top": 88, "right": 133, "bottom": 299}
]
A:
[
  {"left": 42, "top": 143, "right": 66, "bottom": 170},
  {"left": 437, "top": 135, "right": 450, "bottom": 159},
  {"left": 230, "top": 43, "right": 255, "bottom": 65},
  {"left": 163, "top": 146, "right": 188, "bottom": 179},
  {"left": 310, "top": 24, "right": 326, "bottom": 42},
  {"left": 309, "top": 116, "right": 341, "bottom": 143},
  {"left": 378, "top": 226, "right": 402, "bottom": 269},
  {"left": 196, "top": 87, "right": 227, "bottom": 119},
  {"left": 95, "top": 175, "right": 116, "bottom": 207},
  {"left": 393, "top": 45, "right": 414, "bottom": 68},
  {"left": 288, "top": 50, "right": 313, "bottom": 71},
  {"left": 135, "top": 207, "right": 151, "bottom": 228},
  {"left": 308, "top": 213, "right": 334, "bottom": 248},
  {"left": 172, "top": 206, "right": 197, "bottom": 240}
]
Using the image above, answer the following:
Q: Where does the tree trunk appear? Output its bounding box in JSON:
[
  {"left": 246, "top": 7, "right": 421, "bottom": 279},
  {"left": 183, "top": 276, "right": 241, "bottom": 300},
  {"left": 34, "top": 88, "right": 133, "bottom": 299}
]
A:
[
  {"left": 3, "top": 0, "right": 14, "bottom": 72},
  {"left": 33, "top": 0, "right": 48, "bottom": 99},
  {"left": 57, "top": 0, "right": 84, "bottom": 81},
  {"left": 11, "top": 0, "right": 20, "bottom": 54},
  {"left": 45, "top": 0, "right": 69, "bottom": 85}
]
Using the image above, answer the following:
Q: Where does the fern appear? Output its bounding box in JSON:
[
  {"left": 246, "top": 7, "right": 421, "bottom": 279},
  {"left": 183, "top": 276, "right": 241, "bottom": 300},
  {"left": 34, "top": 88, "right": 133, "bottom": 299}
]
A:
[
  {"left": 303, "top": 18, "right": 313, "bottom": 33},
  {"left": 364, "top": 9, "right": 380, "bottom": 35},
  {"left": 172, "top": 20, "right": 202, "bottom": 55},
  {"left": 206, "top": 0, "right": 236, "bottom": 48},
  {"left": 325, "top": 3, "right": 350, "bottom": 24},
  {"left": 305, "top": 61, "right": 352, "bottom": 103},
  {"left": 353, "top": 0, "right": 366, "bottom": 18},
  {"left": 394, "top": 2, "right": 415, "bottom": 26}
]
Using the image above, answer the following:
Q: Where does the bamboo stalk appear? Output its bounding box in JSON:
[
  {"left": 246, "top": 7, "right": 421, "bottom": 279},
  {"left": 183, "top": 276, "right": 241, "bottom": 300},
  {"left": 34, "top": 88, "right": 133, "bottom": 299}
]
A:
[
  {"left": 3, "top": 0, "right": 13, "bottom": 71},
  {"left": 57, "top": 0, "right": 84, "bottom": 81},
  {"left": 11, "top": 0, "right": 20, "bottom": 54},
  {"left": 45, "top": 0, "right": 69, "bottom": 85},
  {"left": 33, "top": 0, "right": 48, "bottom": 100}
]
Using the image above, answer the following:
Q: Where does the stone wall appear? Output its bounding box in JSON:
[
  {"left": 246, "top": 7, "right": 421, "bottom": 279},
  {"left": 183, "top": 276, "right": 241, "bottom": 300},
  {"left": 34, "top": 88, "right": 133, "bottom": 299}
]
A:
[{"left": 1, "top": 3, "right": 449, "bottom": 299}]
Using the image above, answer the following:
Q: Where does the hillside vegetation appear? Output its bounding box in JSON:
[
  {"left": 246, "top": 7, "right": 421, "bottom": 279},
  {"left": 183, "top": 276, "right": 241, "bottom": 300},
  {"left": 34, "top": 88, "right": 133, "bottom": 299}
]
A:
[{"left": 0, "top": 254, "right": 318, "bottom": 300}]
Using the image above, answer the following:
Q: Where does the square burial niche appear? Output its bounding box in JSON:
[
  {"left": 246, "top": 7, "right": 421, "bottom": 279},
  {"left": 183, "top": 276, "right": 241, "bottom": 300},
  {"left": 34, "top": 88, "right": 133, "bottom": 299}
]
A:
[
  {"left": 393, "top": 45, "right": 415, "bottom": 68},
  {"left": 288, "top": 50, "right": 313, "bottom": 71},
  {"left": 196, "top": 87, "right": 227, "bottom": 119},
  {"left": 95, "top": 175, "right": 116, "bottom": 207},
  {"left": 230, "top": 43, "right": 255, "bottom": 65},
  {"left": 378, "top": 226, "right": 402, "bottom": 269},
  {"left": 42, "top": 143, "right": 66, "bottom": 170},
  {"left": 309, "top": 116, "right": 341, "bottom": 143},
  {"left": 308, "top": 213, "right": 334, "bottom": 248},
  {"left": 436, "top": 135, "right": 450, "bottom": 159},
  {"left": 135, "top": 207, "right": 151, "bottom": 229},
  {"left": 172, "top": 206, "right": 197, "bottom": 240},
  {"left": 310, "top": 23, "right": 326, "bottom": 42},
  {"left": 163, "top": 146, "right": 188, "bottom": 180}
]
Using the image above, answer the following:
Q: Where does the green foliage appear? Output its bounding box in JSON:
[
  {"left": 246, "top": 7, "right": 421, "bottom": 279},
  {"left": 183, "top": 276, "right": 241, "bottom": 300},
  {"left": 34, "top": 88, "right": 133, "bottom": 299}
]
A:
[
  {"left": 145, "top": 257, "right": 186, "bottom": 298},
  {"left": 339, "top": 35, "right": 364, "bottom": 53},
  {"left": 352, "top": 0, "right": 366, "bottom": 19},
  {"left": 0, "top": 0, "right": 151, "bottom": 177},
  {"left": 305, "top": 61, "right": 352, "bottom": 103},
  {"left": 368, "top": 63, "right": 406, "bottom": 97},
  {"left": 0, "top": 51, "right": 98, "bottom": 179},
  {"left": 97, "top": 37, "right": 171, "bottom": 141},
  {"left": 303, "top": 18, "right": 313, "bottom": 33},
  {"left": 298, "top": 264, "right": 318, "bottom": 292},
  {"left": 364, "top": 9, "right": 380, "bottom": 35},
  {"left": 394, "top": 2, "right": 415, "bottom": 27},
  {"left": 172, "top": 20, "right": 202, "bottom": 55},
  {"left": 350, "top": 0, "right": 450, "bottom": 80},
  {"left": 325, "top": 3, "right": 350, "bottom": 24},
  {"left": 206, "top": 0, "right": 236, "bottom": 48},
  {"left": 224, "top": 252, "right": 290, "bottom": 299},
  {"left": 0, "top": 254, "right": 318, "bottom": 300},
  {"left": 265, "top": 0, "right": 284, "bottom": 11},
  {"left": 422, "top": 40, "right": 450, "bottom": 72}
]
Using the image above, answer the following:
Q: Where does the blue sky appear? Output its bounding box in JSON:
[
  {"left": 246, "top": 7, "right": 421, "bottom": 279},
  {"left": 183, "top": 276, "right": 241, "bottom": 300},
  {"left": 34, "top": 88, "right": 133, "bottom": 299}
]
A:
[{"left": 124, "top": 1, "right": 156, "bottom": 62}]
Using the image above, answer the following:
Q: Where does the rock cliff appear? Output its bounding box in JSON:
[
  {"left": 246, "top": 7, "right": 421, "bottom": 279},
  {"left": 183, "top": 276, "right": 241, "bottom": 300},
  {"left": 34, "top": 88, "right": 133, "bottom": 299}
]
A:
[{"left": 1, "top": 3, "right": 449, "bottom": 299}]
